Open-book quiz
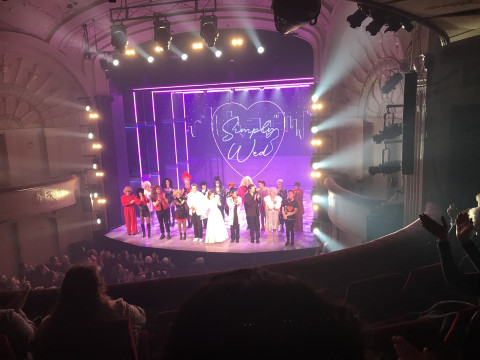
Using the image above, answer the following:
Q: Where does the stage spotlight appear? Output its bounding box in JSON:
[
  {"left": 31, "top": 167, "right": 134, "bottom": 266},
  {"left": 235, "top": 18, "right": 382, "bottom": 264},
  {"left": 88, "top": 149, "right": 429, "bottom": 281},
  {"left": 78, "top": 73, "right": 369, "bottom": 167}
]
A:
[
  {"left": 311, "top": 102, "right": 323, "bottom": 111},
  {"left": 231, "top": 38, "right": 244, "bottom": 46},
  {"left": 147, "top": 56, "right": 154, "bottom": 63},
  {"left": 365, "top": 11, "right": 386, "bottom": 36},
  {"left": 89, "top": 112, "right": 99, "bottom": 120},
  {"left": 402, "top": 18, "right": 414, "bottom": 32},
  {"left": 154, "top": 46, "right": 164, "bottom": 52},
  {"left": 372, "top": 123, "right": 403, "bottom": 144},
  {"left": 310, "top": 138, "right": 323, "bottom": 147},
  {"left": 92, "top": 143, "right": 102, "bottom": 149},
  {"left": 125, "top": 48, "right": 136, "bottom": 55},
  {"left": 112, "top": 59, "right": 120, "bottom": 66},
  {"left": 257, "top": 46, "right": 265, "bottom": 54},
  {"left": 272, "top": 0, "right": 321, "bottom": 34},
  {"left": 200, "top": 15, "right": 219, "bottom": 47},
  {"left": 311, "top": 94, "right": 319, "bottom": 102},
  {"left": 181, "top": 53, "right": 188, "bottom": 61},
  {"left": 99, "top": 57, "right": 110, "bottom": 71},
  {"left": 312, "top": 204, "right": 320, "bottom": 211},
  {"left": 110, "top": 24, "right": 127, "bottom": 53},
  {"left": 95, "top": 171, "right": 105, "bottom": 177},
  {"left": 368, "top": 160, "right": 402, "bottom": 175},
  {"left": 87, "top": 132, "right": 94, "bottom": 139},
  {"left": 153, "top": 19, "right": 172, "bottom": 51},
  {"left": 310, "top": 170, "right": 322, "bottom": 178},
  {"left": 309, "top": 121, "right": 320, "bottom": 134},
  {"left": 384, "top": 17, "right": 402, "bottom": 33},
  {"left": 381, "top": 73, "right": 403, "bottom": 93},
  {"left": 347, "top": 7, "right": 369, "bottom": 28},
  {"left": 215, "top": 50, "right": 222, "bottom": 58},
  {"left": 192, "top": 42, "right": 204, "bottom": 50},
  {"left": 97, "top": 198, "right": 107, "bottom": 204},
  {"left": 96, "top": 216, "right": 102, "bottom": 225},
  {"left": 311, "top": 218, "right": 322, "bottom": 234},
  {"left": 85, "top": 105, "right": 91, "bottom": 112}
]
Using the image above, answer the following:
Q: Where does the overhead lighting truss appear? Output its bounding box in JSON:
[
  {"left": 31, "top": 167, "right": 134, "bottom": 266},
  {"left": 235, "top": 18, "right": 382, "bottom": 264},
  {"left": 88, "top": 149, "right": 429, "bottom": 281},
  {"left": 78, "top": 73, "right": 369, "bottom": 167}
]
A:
[{"left": 110, "top": 0, "right": 217, "bottom": 23}]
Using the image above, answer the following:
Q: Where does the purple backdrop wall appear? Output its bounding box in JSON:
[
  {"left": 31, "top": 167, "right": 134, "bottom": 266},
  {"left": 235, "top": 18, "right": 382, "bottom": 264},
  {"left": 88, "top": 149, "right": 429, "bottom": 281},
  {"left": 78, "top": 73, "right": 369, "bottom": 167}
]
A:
[{"left": 126, "top": 80, "right": 315, "bottom": 191}]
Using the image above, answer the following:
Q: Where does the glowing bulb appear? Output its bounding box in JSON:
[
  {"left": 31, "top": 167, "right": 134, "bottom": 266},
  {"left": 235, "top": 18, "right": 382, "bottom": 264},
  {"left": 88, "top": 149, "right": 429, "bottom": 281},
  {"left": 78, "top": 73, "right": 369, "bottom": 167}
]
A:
[
  {"left": 311, "top": 94, "right": 319, "bottom": 102},
  {"left": 232, "top": 39, "right": 237, "bottom": 46},
  {"left": 257, "top": 46, "right": 265, "bottom": 54},
  {"left": 238, "top": 39, "right": 243, "bottom": 45},
  {"left": 97, "top": 198, "right": 107, "bottom": 204},
  {"left": 96, "top": 218, "right": 102, "bottom": 225},
  {"left": 92, "top": 143, "right": 102, "bottom": 149},
  {"left": 112, "top": 59, "right": 119, "bottom": 66},
  {"left": 88, "top": 132, "right": 94, "bottom": 139},
  {"left": 312, "top": 195, "right": 322, "bottom": 203},
  {"left": 312, "top": 204, "right": 319, "bottom": 211},
  {"left": 215, "top": 50, "right": 222, "bottom": 58},
  {"left": 147, "top": 56, "right": 154, "bottom": 63},
  {"left": 85, "top": 105, "right": 91, "bottom": 112},
  {"left": 181, "top": 53, "right": 188, "bottom": 61},
  {"left": 89, "top": 112, "right": 99, "bottom": 119},
  {"left": 95, "top": 171, "right": 104, "bottom": 177},
  {"left": 92, "top": 163, "right": 98, "bottom": 169},
  {"left": 155, "top": 46, "right": 163, "bottom": 52},
  {"left": 313, "top": 228, "right": 320, "bottom": 235},
  {"left": 93, "top": 193, "right": 98, "bottom": 198}
]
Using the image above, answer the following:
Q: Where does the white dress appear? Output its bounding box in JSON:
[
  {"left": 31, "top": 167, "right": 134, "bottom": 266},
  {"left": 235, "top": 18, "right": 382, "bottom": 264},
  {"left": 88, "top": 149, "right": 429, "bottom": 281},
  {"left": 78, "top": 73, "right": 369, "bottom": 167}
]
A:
[{"left": 205, "top": 197, "right": 229, "bottom": 244}]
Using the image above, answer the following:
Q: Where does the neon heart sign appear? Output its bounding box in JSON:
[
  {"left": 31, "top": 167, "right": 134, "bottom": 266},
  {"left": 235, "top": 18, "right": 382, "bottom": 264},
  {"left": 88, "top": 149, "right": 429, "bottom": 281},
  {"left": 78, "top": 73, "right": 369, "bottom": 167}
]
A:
[{"left": 211, "top": 101, "right": 286, "bottom": 179}]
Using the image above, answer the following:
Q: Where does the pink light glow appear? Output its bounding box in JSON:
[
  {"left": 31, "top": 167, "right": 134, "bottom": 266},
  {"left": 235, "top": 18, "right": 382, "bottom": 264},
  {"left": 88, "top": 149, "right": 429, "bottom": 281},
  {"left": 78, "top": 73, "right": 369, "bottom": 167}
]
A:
[
  {"left": 182, "top": 93, "right": 190, "bottom": 174},
  {"left": 151, "top": 92, "right": 161, "bottom": 185},
  {"left": 171, "top": 93, "right": 180, "bottom": 188},
  {"left": 133, "top": 77, "right": 314, "bottom": 91},
  {"left": 132, "top": 92, "right": 143, "bottom": 180}
]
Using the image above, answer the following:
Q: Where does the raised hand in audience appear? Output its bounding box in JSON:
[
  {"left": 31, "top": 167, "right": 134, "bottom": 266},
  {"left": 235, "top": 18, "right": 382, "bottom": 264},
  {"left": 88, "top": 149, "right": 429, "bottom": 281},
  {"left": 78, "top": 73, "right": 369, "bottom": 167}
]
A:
[
  {"left": 447, "top": 203, "right": 458, "bottom": 226},
  {"left": 393, "top": 336, "right": 436, "bottom": 360},
  {"left": 456, "top": 212, "right": 474, "bottom": 245},
  {"left": 419, "top": 214, "right": 448, "bottom": 242}
]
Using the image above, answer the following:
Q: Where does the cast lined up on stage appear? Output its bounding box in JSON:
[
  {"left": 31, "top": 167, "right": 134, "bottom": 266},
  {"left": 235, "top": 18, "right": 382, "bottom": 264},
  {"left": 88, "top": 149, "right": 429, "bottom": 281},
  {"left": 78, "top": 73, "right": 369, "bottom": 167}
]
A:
[{"left": 120, "top": 173, "right": 305, "bottom": 245}]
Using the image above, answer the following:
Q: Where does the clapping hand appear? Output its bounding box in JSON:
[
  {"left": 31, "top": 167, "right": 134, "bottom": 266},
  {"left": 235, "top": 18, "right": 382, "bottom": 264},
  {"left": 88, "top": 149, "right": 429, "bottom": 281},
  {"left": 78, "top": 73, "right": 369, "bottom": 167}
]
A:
[
  {"left": 447, "top": 203, "right": 458, "bottom": 223},
  {"left": 456, "top": 212, "right": 474, "bottom": 245},
  {"left": 419, "top": 214, "right": 448, "bottom": 242}
]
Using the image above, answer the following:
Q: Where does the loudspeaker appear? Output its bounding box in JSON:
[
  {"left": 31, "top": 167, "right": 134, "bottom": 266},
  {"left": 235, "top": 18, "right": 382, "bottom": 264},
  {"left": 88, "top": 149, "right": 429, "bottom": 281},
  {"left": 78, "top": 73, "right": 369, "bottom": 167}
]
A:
[{"left": 402, "top": 72, "right": 417, "bottom": 175}]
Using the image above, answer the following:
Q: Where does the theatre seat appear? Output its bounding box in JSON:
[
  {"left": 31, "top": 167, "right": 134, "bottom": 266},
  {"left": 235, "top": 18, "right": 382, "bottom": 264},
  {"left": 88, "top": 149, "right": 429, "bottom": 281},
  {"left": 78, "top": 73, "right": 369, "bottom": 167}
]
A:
[
  {"left": 401, "top": 263, "right": 476, "bottom": 312},
  {"left": 0, "top": 334, "right": 15, "bottom": 360},
  {"left": 343, "top": 273, "right": 406, "bottom": 323},
  {"left": 34, "top": 318, "right": 138, "bottom": 360}
]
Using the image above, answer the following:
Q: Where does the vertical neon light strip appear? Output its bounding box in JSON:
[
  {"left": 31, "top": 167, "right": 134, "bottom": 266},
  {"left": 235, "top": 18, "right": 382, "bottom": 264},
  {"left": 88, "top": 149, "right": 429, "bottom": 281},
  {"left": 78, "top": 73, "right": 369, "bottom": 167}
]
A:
[
  {"left": 182, "top": 93, "right": 190, "bottom": 174},
  {"left": 171, "top": 93, "right": 180, "bottom": 187},
  {"left": 151, "top": 92, "right": 161, "bottom": 185},
  {"left": 132, "top": 92, "right": 143, "bottom": 180}
]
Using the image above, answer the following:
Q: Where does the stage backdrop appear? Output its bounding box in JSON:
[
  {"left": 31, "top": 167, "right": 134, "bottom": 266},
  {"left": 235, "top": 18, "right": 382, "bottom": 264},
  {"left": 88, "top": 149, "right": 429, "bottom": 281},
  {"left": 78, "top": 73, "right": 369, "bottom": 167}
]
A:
[{"left": 126, "top": 78, "right": 315, "bottom": 189}]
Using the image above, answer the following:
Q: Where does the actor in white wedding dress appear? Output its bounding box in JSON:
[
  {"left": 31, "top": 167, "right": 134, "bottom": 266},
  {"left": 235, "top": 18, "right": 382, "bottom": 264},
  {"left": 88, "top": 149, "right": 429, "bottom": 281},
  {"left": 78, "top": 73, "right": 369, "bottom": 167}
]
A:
[{"left": 204, "top": 191, "right": 229, "bottom": 244}]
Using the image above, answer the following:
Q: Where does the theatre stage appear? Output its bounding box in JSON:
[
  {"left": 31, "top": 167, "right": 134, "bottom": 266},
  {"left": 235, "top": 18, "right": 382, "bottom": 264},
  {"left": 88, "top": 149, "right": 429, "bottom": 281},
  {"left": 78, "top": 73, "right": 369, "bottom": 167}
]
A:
[{"left": 101, "top": 194, "right": 323, "bottom": 270}]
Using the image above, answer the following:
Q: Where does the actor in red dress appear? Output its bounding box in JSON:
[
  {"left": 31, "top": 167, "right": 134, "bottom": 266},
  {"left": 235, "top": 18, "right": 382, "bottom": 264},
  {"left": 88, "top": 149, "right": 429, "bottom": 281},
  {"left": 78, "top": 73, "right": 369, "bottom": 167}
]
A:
[{"left": 121, "top": 186, "right": 137, "bottom": 235}]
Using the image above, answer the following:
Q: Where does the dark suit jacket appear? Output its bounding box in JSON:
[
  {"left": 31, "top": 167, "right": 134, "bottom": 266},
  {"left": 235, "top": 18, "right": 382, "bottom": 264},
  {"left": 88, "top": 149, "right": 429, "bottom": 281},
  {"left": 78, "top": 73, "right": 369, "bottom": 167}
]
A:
[{"left": 244, "top": 192, "right": 260, "bottom": 217}]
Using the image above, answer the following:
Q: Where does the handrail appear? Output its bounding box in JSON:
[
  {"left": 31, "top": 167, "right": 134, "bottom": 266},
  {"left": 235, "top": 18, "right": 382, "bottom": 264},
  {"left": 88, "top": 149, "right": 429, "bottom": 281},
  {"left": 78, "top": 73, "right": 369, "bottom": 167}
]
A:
[
  {"left": 324, "top": 177, "right": 385, "bottom": 207},
  {"left": 0, "top": 174, "right": 80, "bottom": 194}
]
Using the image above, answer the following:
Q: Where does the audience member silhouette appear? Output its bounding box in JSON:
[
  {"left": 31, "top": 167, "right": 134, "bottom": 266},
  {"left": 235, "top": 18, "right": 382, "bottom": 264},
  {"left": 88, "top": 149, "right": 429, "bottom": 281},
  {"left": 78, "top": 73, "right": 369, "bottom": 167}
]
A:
[
  {"left": 34, "top": 263, "right": 146, "bottom": 359},
  {"left": 163, "top": 268, "right": 364, "bottom": 360}
]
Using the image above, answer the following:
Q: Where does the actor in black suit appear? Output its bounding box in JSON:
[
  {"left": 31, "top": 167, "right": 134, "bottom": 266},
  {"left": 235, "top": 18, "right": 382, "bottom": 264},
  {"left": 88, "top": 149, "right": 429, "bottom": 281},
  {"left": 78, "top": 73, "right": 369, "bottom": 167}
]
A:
[{"left": 244, "top": 184, "right": 261, "bottom": 243}]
